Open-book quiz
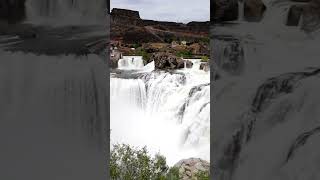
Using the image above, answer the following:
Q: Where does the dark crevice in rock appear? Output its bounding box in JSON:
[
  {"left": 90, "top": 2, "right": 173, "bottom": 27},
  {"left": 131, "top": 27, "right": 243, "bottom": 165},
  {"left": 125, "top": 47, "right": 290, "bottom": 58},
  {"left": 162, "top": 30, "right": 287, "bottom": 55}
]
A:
[{"left": 286, "top": 126, "right": 320, "bottom": 162}]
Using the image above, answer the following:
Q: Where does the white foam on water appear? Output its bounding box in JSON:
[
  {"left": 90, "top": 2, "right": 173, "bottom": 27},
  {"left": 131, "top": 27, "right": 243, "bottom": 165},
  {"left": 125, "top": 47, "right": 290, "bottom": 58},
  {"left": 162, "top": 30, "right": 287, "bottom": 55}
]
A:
[
  {"left": 117, "top": 56, "right": 145, "bottom": 70},
  {"left": 111, "top": 57, "right": 210, "bottom": 166}
]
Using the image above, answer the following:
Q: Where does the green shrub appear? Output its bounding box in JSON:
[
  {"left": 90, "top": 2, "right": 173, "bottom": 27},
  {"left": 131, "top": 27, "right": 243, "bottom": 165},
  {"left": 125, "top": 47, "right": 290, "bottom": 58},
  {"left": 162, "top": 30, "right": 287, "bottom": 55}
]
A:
[
  {"left": 176, "top": 50, "right": 193, "bottom": 58},
  {"left": 201, "top": 56, "right": 209, "bottom": 62},
  {"left": 110, "top": 144, "right": 208, "bottom": 180},
  {"left": 135, "top": 49, "right": 151, "bottom": 64},
  {"left": 166, "top": 167, "right": 180, "bottom": 180},
  {"left": 195, "top": 170, "right": 210, "bottom": 180},
  {"left": 200, "top": 37, "right": 210, "bottom": 44},
  {"left": 110, "top": 144, "right": 168, "bottom": 180}
]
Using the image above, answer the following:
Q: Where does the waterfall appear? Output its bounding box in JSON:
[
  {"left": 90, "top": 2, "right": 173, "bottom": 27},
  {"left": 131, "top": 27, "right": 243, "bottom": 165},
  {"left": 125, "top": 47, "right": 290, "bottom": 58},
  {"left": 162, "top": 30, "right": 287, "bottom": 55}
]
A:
[
  {"left": 111, "top": 78, "right": 147, "bottom": 109},
  {"left": 25, "top": 0, "right": 107, "bottom": 25},
  {"left": 0, "top": 50, "right": 107, "bottom": 180},
  {"left": 118, "top": 56, "right": 145, "bottom": 70},
  {"left": 238, "top": 0, "right": 244, "bottom": 21},
  {"left": 212, "top": 1, "right": 320, "bottom": 179},
  {"left": 212, "top": 38, "right": 245, "bottom": 76},
  {"left": 188, "top": 59, "right": 202, "bottom": 71},
  {"left": 111, "top": 56, "right": 210, "bottom": 166}
]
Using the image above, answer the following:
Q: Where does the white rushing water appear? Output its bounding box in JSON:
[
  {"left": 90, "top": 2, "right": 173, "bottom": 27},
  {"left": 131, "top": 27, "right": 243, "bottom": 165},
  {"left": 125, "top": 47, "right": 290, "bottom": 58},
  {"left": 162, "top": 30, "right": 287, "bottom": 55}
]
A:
[
  {"left": 111, "top": 59, "right": 210, "bottom": 166},
  {"left": 118, "top": 56, "right": 145, "bottom": 70},
  {"left": 25, "top": 0, "right": 107, "bottom": 25},
  {"left": 212, "top": 0, "right": 320, "bottom": 179}
]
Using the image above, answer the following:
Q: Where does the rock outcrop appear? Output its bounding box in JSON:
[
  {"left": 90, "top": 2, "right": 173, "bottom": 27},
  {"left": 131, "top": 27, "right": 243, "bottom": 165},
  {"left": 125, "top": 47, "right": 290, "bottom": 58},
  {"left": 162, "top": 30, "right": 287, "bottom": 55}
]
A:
[
  {"left": 301, "top": 0, "right": 320, "bottom": 32},
  {"left": 187, "top": 21, "right": 211, "bottom": 33},
  {"left": 111, "top": 8, "right": 140, "bottom": 19},
  {"left": 0, "top": 0, "right": 26, "bottom": 23},
  {"left": 200, "top": 62, "right": 210, "bottom": 72},
  {"left": 212, "top": 0, "right": 238, "bottom": 22},
  {"left": 151, "top": 52, "right": 193, "bottom": 70},
  {"left": 111, "top": 8, "right": 142, "bottom": 26},
  {"left": 174, "top": 158, "right": 210, "bottom": 180},
  {"left": 110, "top": 8, "right": 209, "bottom": 45},
  {"left": 110, "top": 49, "right": 122, "bottom": 68},
  {"left": 244, "top": 0, "right": 266, "bottom": 22},
  {"left": 287, "top": 5, "right": 304, "bottom": 26}
]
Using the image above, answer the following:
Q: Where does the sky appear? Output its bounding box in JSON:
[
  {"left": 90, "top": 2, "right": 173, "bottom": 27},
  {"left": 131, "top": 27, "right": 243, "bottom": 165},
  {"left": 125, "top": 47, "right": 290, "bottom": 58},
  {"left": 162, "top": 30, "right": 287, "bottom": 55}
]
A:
[{"left": 110, "top": 0, "right": 210, "bottom": 23}]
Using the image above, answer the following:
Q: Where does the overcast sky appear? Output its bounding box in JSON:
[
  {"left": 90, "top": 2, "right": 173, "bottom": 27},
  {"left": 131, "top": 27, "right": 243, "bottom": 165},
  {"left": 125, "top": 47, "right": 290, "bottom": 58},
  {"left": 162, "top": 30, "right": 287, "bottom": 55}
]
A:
[{"left": 110, "top": 0, "right": 209, "bottom": 23}]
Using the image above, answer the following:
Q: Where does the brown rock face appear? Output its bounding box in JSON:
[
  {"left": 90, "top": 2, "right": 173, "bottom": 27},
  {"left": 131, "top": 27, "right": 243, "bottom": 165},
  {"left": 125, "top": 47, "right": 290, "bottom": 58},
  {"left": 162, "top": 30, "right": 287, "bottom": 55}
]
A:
[
  {"left": 287, "top": 5, "right": 304, "bottom": 26},
  {"left": 151, "top": 52, "right": 193, "bottom": 70},
  {"left": 244, "top": 0, "right": 266, "bottom": 22},
  {"left": 0, "top": 0, "right": 26, "bottom": 23},
  {"left": 111, "top": 8, "right": 209, "bottom": 46},
  {"left": 212, "top": 0, "right": 238, "bottom": 22},
  {"left": 111, "top": 8, "right": 140, "bottom": 19},
  {"left": 301, "top": 0, "right": 320, "bottom": 32},
  {"left": 111, "top": 8, "right": 142, "bottom": 26},
  {"left": 142, "top": 43, "right": 170, "bottom": 53},
  {"left": 174, "top": 158, "right": 210, "bottom": 180},
  {"left": 110, "top": 49, "right": 122, "bottom": 68},
  {"left": 186, "top": 21, "right": 210, "bottom": 33},
  {"left": 200, "top": 62, "right": 210, "bottom": 72}
]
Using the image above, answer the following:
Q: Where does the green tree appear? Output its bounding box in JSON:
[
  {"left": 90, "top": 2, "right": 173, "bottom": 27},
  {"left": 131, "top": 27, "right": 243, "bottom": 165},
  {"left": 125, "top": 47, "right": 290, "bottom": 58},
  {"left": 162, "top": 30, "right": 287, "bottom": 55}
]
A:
[
  {"left": 110, "top": 144, "right": 169, "bottom": 180},
  {"left": 110, "top": 144, "right": 209, "bottom": 180},
  {"left": 166, "top": 167, "right": 180, "bottom": 180},
  {"left": 195, "top": 170, "right": 210, "bottom": 180}
]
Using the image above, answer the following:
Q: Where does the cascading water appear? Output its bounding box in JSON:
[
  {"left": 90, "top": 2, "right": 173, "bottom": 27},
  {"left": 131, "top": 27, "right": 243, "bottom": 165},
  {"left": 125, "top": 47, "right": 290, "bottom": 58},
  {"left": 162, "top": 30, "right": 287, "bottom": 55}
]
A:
[
  {"left": 212, "top": 0, "right": 320, "bottom": 179},
  {"left": 0, "top": 50, "right": 107, "bottom": 180},
  {"left": 238, "top": 0, "right": 244, "bottom": 21},
  {"left": 110, "top": 58, "right": 210, "bottom": 166},
  {"left": 118, "top": 56, "right": 145, "bottom": 70},
  {"left": 25, "top": 0, "right": 107, "bottom": 25}
]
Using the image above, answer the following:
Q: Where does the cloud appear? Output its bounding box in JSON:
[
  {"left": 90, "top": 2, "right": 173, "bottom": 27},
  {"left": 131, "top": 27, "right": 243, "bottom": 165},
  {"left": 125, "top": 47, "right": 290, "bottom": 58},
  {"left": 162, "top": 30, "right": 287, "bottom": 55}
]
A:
[{"left": 110, "top": 0, "right": 209, "bottom": 23}]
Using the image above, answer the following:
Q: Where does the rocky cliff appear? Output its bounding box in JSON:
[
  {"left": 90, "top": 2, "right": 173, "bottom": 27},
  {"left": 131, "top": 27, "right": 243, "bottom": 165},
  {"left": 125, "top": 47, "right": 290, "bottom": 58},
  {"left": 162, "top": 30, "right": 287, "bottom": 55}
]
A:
[
  {"left": 212, "top": 0, "right": 320, "bottom": 32},
  {"left": 110, "top": 8, "right": 209, "bottom": 44}
]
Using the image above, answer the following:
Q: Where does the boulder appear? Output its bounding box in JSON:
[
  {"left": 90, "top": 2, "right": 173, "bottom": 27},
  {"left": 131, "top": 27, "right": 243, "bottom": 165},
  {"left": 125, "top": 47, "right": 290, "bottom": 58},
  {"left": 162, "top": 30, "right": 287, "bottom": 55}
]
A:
[
  {"left": 286, "top": 5, "right": 304, "bottom": 26},
  {"left": 212, "top": 0, "right": 238, "bottom": 22},
  {"left": 110, "top": 49, "right": 122, "bottom": 68},
  {"left": 200, "top": 62, "right": 210, "bottom": 72},
  {"left": 151, "top": 52, "right": 193, "bottom": 70},
  {"left": 174, "top": 158, "right": 210, "bottom": 180},
  {"left": 183, "top": 60, "right": 193, "bottom": 69},
  {"left": 244, "top": 0, "right": 266, "bottom": 22}
]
